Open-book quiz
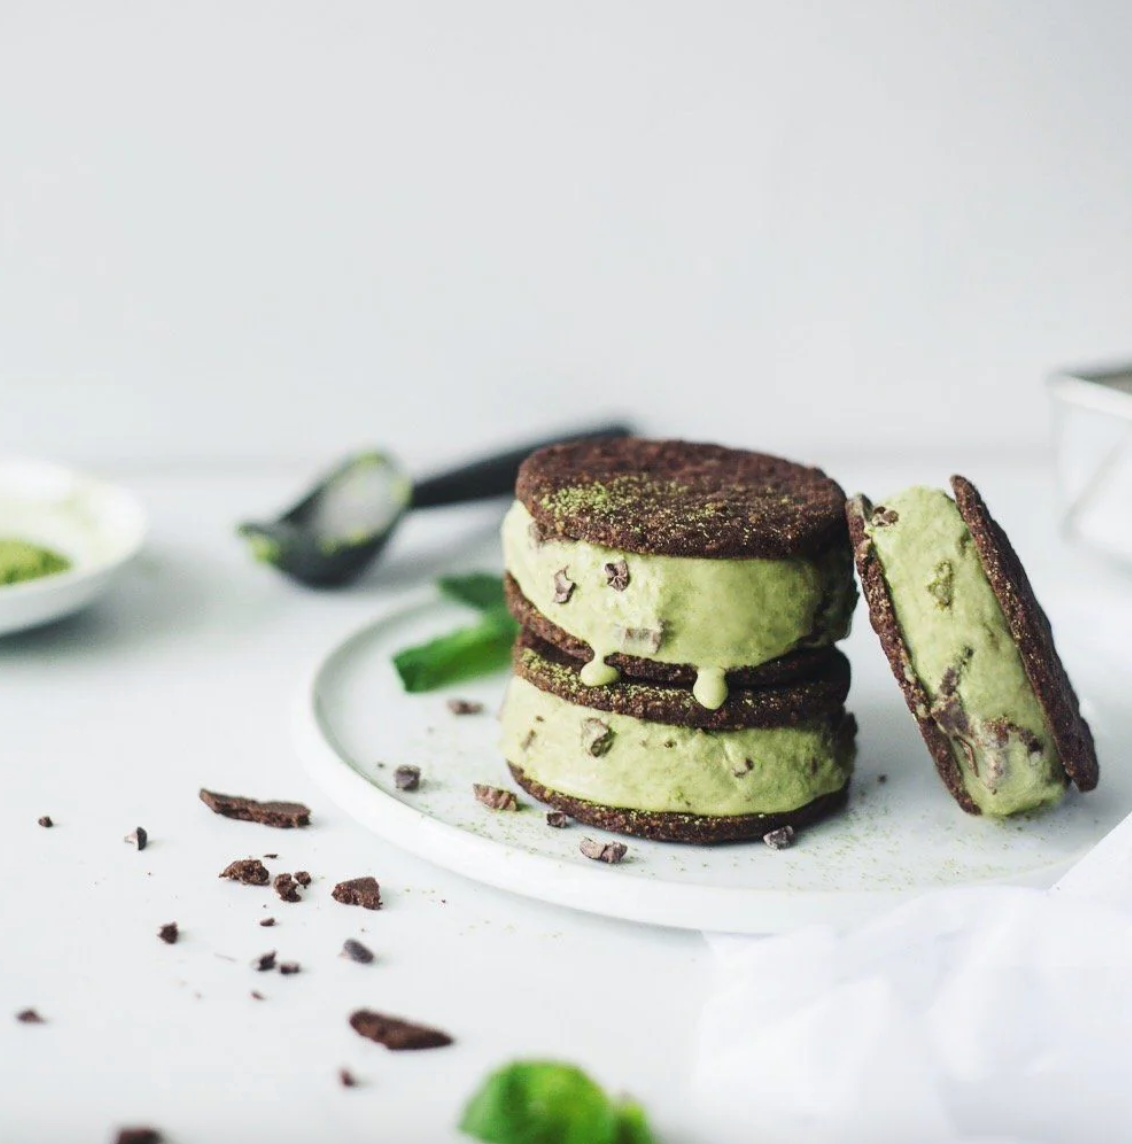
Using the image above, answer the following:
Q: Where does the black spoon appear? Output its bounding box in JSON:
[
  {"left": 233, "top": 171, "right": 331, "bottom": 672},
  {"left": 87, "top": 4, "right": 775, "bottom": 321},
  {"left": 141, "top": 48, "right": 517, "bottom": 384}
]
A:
[{"left": 238, "top": 423, "right": 633, "bottom": 588}]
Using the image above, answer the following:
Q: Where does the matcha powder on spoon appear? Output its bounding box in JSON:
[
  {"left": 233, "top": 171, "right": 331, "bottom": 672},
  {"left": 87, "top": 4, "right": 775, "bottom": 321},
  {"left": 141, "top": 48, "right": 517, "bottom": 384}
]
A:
[{"left": 0, "top": 539, "right": 71, "bottom": 586}]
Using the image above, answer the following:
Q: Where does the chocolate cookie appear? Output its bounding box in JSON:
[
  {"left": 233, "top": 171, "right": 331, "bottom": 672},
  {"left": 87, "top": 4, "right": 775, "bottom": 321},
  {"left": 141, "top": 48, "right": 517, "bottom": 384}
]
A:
[
  {"left": 513, "top": 628, "right": 850, "bottom": 731},
  {"left": 504, "top": 572, "right": 839, "bottom": 689},
  {"left": 517, "top": 438, "right": 849, "bottom": 558},
  {"left": 509, "top": 764, "right": 850, "bottom": 845}
]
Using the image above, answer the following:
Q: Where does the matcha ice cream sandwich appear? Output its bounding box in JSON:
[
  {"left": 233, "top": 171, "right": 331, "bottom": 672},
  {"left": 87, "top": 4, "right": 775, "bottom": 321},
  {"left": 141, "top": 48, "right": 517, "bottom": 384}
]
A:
[
  {"left": 503, "top": 438, "right": 857, "bottom": 710},
  {"left": 847, "top": 476, "right": 1098, "bottom": 817},
  {"left": 501, "top": 631, "right": 856, "bottom": 843}
]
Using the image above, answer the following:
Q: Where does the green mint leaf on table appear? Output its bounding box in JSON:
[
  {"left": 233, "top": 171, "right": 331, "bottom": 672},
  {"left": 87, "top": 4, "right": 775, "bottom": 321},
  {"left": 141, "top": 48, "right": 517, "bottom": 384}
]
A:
[
  {"left": 438, "top": 572, "right": 509, "bottom": 613},
  {"left": 459, "top": 1061, "right": 656, "bottom": 1144},
  {"left": 392, "top": 573, "right": 518, "bottom": 693}
]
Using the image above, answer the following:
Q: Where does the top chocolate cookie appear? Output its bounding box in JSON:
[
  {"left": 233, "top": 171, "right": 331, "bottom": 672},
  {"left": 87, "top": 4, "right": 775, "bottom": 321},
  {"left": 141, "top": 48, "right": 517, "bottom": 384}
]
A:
[{"left": 516, "top": 438, "right": 849, "bottom": 559}]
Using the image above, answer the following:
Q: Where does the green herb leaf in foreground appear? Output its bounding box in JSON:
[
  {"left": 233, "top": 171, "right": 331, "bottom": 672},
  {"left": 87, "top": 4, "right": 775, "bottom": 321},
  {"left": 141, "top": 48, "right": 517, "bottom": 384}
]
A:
[
  {"left": 438, "top": 572, "right": 508, "bottom": 613},
  {"left": 459, "top": 1060, "right": 656, "bottom": 1144},
  {"left": 393, "top": 610, "right": 517, "bottom": 693}
]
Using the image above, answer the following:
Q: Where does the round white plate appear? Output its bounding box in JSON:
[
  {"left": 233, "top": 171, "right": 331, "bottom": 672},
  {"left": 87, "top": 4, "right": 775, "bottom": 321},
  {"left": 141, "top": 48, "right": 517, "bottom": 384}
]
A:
[
  {"left": 0, "top": 459, "right": 148, "bottom": 636},
  {"left": 296, "top": 592, "right": 1132, "bottom": 933}
]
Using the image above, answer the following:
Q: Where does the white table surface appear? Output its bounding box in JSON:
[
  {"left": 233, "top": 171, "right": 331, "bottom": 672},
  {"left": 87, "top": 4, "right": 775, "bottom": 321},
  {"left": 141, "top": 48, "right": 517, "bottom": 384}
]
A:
[{"left": 1, "top": 456, "right": 1123, "bottom": 1144}]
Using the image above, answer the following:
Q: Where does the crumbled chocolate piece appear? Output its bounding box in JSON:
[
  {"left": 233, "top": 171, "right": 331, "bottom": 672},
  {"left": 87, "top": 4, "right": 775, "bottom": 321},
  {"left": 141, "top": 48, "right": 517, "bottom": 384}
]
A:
[
  {"left": 520, "top": 729, "right": 536, "bottom": 751},
  {"left": 342, "top": 938, "right": 375, "bottom": 964},
  {"left": 552, "top": 568, "right": 575, "bottom": 604},
  {"left": 259, "top": 917, "right": 276, "bottom": 927},
  {"left": 273, "top": 872, "right": 302, "bottom": 903},
  {"left": 16, "top": 1009, "right": 44, "bottom": 1024},
  {"left": 877, "top": 773, "right": 888, "bottom": 784},
  {"left": 251, "top": 991, "right": 265, "bottom": 1001},
  {"left": 332, "top": 877, "right": 382, "bottom": 910},
  {"left": 124, "top": 827, "right": 148, "bottom": 851},
  {"left": 37, "top": 816, "right": 53, "bottom": 828},
  {"left": 339, "top": 1067, "right": 358, "bottom": 1087},
  {"left": 447, "top": 698, "right": 483, "bottom": 715},
  {"left": 580, "top": 718, "right": 615, "bottom": 757},
  {"left": 545, "top": 810, "right": 570, "bottom": 828},
  {"left": 579, "top": 838, "right": 627, "bottom": 864},
  {"left": 254, "top": 951, "right": 277, "bottom": 972},
  {"left": 294, "top": 871, "right": 312, "bottom": 887},
  {"left": 199, "top": 789, "right": 311, "bottom": 828},
  {"left": 394, "top": 765, "right": 420, "bottom": 791},
  {"left": 263, "top": 853, "right": 278, "bottom": 860},
  {"left": 603, "top": 560, "right": 630, "bottom": 591},
  {"left": 279, "top": 961, "right": 301, "bottom": 975},
  {"left": 115, "top": 1129, "right": 163, "bottom": 1144},
  {"left": 763, "top": 825, "right": 795, "bottom": 850},
  {"left": 219, "top": 858, "right": 270, "bottom": 886},
  {"left": 349, "top": 1009, "right": 453, "bottom": 1051},
  {"left": 157, "top": 923, "right": 179, "bottom": 945},
  {"left": 872, "top": 505, "right": 899, "bottom": 527},
  {"left": 473, "top": 784, "right": 519, "bottom": 811}
]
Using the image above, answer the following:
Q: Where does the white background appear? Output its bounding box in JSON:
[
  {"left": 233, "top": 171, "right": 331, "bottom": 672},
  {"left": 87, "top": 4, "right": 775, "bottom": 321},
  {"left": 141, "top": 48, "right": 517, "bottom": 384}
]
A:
[{"left": 3, "top": 1, "right": 1132, "bottom": 470}]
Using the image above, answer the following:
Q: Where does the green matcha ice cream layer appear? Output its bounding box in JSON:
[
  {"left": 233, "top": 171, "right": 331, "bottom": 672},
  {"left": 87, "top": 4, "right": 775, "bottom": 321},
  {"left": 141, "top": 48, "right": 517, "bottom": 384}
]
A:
[
  {"left": 865, "top": 487, "right": 1068, "bottom": 816},
  {"left": 0, "top": 538, "right": 72, "bottom": 586},
  {"left": 502, "top": 501, "right": 855, "bottom": 709},
  {"left": 499, "top": 676, "right": 854, "bottom": 817}
]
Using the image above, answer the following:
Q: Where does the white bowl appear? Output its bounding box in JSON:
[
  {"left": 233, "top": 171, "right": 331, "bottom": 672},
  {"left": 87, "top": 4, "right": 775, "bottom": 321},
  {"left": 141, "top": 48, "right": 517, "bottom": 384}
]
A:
[{"left": 0, "top": 458, "right": 148, "bottom": 636}]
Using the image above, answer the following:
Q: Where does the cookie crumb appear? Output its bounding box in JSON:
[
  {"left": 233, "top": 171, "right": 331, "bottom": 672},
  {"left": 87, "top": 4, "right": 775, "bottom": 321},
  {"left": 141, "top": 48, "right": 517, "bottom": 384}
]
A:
[
  {"left": 394, "top": 765, "right": 420, "bottom": 791},
  {"left": 157, "top": 922, "right": 179, "bottom": 945},
  {"left": 16, "top": 1008, "right": 44, "bottom": 1024},
  {"left": 199, "top": 789, "right": 310, "bottom": 828},
  {"left": 579, "top": 838, "right": 627, "bottom": 864},
  {"left": 259, "top": 917, "right": 276, "bottom": 927},
  {"left": 279, "top": 961, "right": 301, "bottom": 976},
  {"left": 349, "top": 1009, "right": 453, "bottom": 1050},
  {"left": 339, "top": 1067, "right": 358, "bottom": 1087},
  {"left": 763, "top": 825, "right": 795, "bottom": 851},
  {"left": 115, "top": 1129, "right": 163, "bottom": 1144},
  {"left": 473, "top": 784, "right": 519, "bottom": 811},
  {"left": 37, "top": 815, "right": 53, "bottom": 828},
  {"left": 546, "top": 810, "right": 570, "bottom": 829},
  {"left": 877, "top": 773, "right": 888, "bottom": 784},
  {"left": 332, "top": 877, "right": 382, "bottom": 910},
  {"left": 603, "top": 560, "right": 630, "bottom": 591},
  {"left": 251, "top": 990, "right": 265, "bottom": 1001},
  {"left": 254, "top": 951, "right": 277, "bottom": 972},
  {"left": 447, "top": 698, "right": 483, "bottom": 715},
  {"left": 273, "top": 872, "right": 302, "bottom": 903},
  {"left": 552, "top": 568, "right": 575, "bottom": 604},
  {"left": 294, "top": 871, "right": 312, "bottom": 887},
  {"left": 342, "top": 938, "right": 375, "bottom": 964},
  {"left": 124, "top": 827, "right": 148, "bottom": 851},
  {"left": 220, "top": 858, "right": 270, "bottom": 886}
]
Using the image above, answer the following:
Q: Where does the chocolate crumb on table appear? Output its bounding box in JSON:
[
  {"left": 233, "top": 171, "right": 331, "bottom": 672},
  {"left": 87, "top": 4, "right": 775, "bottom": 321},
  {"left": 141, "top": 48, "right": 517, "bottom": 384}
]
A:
[
  {"left": 115, "top": 1129, "right": 163, "bottom": 1144},
  {"left": 199, "top": 789, "right": 311, "bottom": 828},
  {"left": 763, "top": 825, "right": 795, "bottom": 850},
  {"left": 394, "top": 765, "right": 420, "bottom": 791},
  {"left": 447, "top": 698, "right": 483, "bottom": 715},
  {"left": 341, "top": 938, "right": 375, "bottom": 964},
  {"left": 877, "top": 774, "right": 888, "bottom": 784},
  {"left": 157, "top": 923, "right": 179, "bottom": 945},
  {"left": 339, "top": 1068, "right": 358, "bottom": 1088},
  {"left": 219, "top": 858, "right": 270, "bottom": 886},
  {"left": 263, "top": 852, "right": 278, "bottom": 859},
  {"left": 259, "top": 917, "right": 276, "bottom": 927},
  {"left": 251, "top": 990, "right": 266, "bottom": 1001},
  {"left": 579, "top": 838, "right": 628, "bottom": 864},
  {"left": 546, "top": 810, "right": 570, "bottom": 828},
  {"left": 473, "top": 784, "right": 519, "bottom": 811},
  {"left": 279, "top": 962, "right": 301, "bottom": 975},
  {"left": 273, "top": 872, "right": 302, "bottom": 903},
  {"left": 349, "top": 1009, "right": 453, "bottom": 1050},
  {"left": 37, "top": 816, "right": 53, "bottom": 828},
  {"left": 332, "top": 877, "right": 382, "bottom": 910},
  {"left": 16, "top": 1009, "right": 44, "bottom": 1024},
  {"left": 254, "top": 951, "right": 277, "bottom": 972},
  {"left": 294, "top": 870, "right": 312, "bottom": 887},
  {"left": 124, "top": 827, "right": 148, "bottom": 851}
]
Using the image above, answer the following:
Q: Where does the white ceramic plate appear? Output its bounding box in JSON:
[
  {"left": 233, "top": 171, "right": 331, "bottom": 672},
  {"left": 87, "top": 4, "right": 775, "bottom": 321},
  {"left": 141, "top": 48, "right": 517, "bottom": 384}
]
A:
[
  {"left": 0, "top": 459, "right": 148, "bottom": 636},
  {"left": 296, "top": 591, "right": 1132, "bottom": 933}
]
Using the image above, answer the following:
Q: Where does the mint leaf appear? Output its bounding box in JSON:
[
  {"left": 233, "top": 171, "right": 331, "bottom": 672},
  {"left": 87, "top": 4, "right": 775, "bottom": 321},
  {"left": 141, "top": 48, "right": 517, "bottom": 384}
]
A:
[
  {"left": 459, "top": 1061, "right": 655, "bottom": 1144},
  {"left": 392, "top": 610, "right": 516, "bottom": 693},
  {"left": 438, "top": 572, "right": 508, "bottom": 613}
]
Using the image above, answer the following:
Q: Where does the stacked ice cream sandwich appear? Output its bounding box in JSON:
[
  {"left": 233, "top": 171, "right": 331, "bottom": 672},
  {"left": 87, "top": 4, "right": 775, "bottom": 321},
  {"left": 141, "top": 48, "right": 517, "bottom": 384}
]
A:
[{"left": 498, "top": 438, "right": 859, "bottom": 843}]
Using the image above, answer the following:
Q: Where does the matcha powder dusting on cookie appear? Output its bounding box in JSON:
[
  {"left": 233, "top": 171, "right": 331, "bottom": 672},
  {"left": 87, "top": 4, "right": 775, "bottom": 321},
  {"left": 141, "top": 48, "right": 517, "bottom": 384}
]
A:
[{"left": 0, "top": 539, "right": 71, "bottom": 586}]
